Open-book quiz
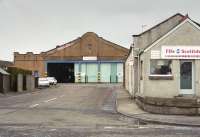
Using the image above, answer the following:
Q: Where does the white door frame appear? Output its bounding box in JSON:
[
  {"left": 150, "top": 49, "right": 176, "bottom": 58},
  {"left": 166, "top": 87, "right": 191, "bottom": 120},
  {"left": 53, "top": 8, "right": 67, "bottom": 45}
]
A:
[{"left": 179, "top": 60, "right": 195, "bottom": 95}]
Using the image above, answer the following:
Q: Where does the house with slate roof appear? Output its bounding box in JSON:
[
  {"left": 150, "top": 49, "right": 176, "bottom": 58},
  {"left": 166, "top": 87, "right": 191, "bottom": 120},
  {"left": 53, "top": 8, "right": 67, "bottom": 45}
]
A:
[{"left": 125, "top": 13, "right": 200, "bottom": 115}]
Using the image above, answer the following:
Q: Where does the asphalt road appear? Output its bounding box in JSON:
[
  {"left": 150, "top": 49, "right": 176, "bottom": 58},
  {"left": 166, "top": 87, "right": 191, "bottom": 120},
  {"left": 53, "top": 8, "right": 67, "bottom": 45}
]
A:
[{"left": 0, "top": 84, "right": 200, "bottom": 137}]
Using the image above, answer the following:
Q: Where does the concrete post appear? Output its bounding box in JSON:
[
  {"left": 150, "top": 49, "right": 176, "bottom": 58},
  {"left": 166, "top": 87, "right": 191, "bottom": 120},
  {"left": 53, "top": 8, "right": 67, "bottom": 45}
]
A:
[
  {"left": 17, "top": 74, "right": 23, "bottom": 92},
  {"left": 31, "top": 76, "right": 35, "bottom": 91}
]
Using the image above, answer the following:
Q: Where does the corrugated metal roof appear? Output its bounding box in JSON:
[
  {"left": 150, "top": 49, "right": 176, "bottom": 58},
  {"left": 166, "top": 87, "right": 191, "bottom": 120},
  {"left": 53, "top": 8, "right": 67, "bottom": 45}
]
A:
[{"left": 0, "top": 68, "right": 10, "bottom": 75}]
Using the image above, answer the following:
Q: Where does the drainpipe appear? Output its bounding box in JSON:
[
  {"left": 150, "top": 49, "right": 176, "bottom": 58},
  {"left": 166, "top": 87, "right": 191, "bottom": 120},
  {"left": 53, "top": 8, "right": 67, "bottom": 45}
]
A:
[{"left": 137, "top": 53, "right": 140, "bottom": 94}]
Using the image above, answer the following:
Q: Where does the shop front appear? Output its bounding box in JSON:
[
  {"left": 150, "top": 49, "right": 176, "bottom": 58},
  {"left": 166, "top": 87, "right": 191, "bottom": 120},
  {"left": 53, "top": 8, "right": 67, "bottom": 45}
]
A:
[
  {"left": 149, "top": 46, "right": 200, "bottom": 95},
  {"left": 160, "top": 46, "right": 200, "bottom": 95},
  {"left": 136, "top": 46, "right": 200, "bottom": 115},
  {"left": 126, "top": 14, "right": 200, "bottom": 115}
]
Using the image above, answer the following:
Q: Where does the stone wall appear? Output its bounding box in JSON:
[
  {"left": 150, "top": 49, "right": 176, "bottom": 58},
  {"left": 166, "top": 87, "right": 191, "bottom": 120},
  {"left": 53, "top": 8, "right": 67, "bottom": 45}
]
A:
[{"left": 136, "top": 96, "right": 200, "bottom": 115}]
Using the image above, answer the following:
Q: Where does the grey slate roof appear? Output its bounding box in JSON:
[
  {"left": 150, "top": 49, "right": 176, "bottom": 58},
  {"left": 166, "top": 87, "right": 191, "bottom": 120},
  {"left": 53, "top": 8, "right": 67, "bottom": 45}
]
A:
[
  {"left": 0, "top": 68, "right": 10, "bottom": 75},
  {"left": 0, "top": 60, "right": 13, "bottom": 67}
]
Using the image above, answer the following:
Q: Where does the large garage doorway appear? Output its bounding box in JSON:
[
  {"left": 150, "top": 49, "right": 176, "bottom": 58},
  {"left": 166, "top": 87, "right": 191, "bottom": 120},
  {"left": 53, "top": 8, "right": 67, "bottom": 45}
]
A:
[{"left": 47, "top": 63, "right": 75, "bottom": 83}]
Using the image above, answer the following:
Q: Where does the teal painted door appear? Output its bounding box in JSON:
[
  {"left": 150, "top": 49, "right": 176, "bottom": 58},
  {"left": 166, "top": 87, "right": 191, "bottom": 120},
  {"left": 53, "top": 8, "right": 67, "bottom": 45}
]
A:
[
  {"left": 86, "top": 64, "right": 98, "bottom": 82},
  {"left": 117, "top": 63, "right": 123, "bottom": 82},
  {"left": 111, "top": 63, "right": 117, "bottom": 83},
  {"left": 180, "top": 60, "right": 194, "bottom": 94},
  {"left": 100, "top": 63, "right": 111, "bottom": 82},
  {"left": 80, "top": 64, "right": 86, "bottom": 83}
]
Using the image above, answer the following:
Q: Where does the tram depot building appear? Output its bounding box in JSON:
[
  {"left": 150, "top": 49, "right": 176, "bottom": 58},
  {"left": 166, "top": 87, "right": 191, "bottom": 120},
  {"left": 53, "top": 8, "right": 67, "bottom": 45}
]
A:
[
  {"left": 14, "top": 32, "right": 128, "bottom": 83},
  {"left": 125, "top": 13, "right": 200, "bottom": 115}
]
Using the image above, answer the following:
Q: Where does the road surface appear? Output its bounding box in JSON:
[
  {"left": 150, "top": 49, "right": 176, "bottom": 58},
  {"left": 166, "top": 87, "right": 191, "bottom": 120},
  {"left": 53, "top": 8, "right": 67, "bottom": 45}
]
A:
[{"left": 0, "top": 84, "right": 199, "bottom": 137}]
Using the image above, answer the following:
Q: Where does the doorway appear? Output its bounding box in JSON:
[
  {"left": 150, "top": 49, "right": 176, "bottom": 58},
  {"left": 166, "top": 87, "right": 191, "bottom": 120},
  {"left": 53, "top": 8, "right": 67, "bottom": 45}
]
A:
[
  {"left": 110, "top": 64, "right": 117, "bottom": 83},
  {"left": 86, "top": 63, "right": 98, "bottom": 82},
  {"left": 47, "top": 63, "right": 75, "bottom": 83},
  {"left": 180, "top": 60, "right": 194, "bottom": 95},
  {"left": 100, "top": 63, "right": 111, "bottom": 83}
]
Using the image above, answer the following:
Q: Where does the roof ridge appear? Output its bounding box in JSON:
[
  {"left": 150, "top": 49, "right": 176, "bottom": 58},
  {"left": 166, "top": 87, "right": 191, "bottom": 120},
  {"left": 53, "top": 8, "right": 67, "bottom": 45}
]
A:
[
  {"left": 142, "top": 15, "right": 200, "bottom": 52},
  {"left": 44, "top": 37, "right": 80, "bottom": 54},
  {"left": 133, "top": 13, "right": 185, "bottom": 37},
  {"left": 44, "top": 32, "right": 98, "bottom": 54},
  {"left": 143, "top": 17, "right": 200, "bottom": 52}
]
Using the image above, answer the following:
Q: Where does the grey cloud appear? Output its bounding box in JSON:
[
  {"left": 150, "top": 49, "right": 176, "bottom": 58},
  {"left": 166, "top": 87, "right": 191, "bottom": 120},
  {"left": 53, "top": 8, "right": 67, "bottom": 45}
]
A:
[{"left": 0, "top": 0, "right": 200, "bottom": 61}]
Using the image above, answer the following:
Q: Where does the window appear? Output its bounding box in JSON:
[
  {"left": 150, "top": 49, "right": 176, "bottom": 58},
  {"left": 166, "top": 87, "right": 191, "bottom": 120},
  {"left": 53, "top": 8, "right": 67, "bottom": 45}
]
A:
[{"left": 150, "top": 60, "right": 172, "bottom": 75}]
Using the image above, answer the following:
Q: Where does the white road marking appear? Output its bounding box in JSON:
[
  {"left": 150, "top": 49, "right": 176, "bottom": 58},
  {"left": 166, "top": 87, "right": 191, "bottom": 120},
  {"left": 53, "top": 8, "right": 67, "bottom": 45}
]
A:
[
  {"left": 49, "top": 129, "right": 57, "bottom": 131},
  {"left": 104, "top": 126, "right": 113, "bottom": 129},
  {"left": 138, "top": 126, "right": 150, "bottom": 129},
  {"left": 104, "top": 126, "right": 140, "bottom": 130},
  {"left": 44, "top": 98, "right": 57, "bottom": 103},
  {"left": 29, "top": 104, "right": 39, "bottom": 108}
]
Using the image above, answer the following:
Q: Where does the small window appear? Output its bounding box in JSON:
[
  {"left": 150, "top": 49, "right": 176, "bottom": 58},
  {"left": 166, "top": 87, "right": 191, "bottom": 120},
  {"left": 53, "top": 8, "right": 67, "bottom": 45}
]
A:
[
  {"left": 150, "top": 60, "right": 172, "bottom": 75},
  {"left": 87, "top": 44, "right": 92, "bottom": 49}
]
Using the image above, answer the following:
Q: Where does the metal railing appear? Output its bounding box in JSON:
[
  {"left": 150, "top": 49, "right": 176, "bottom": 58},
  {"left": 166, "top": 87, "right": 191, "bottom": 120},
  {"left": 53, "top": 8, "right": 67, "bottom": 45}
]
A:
[{"left": 76, "top": 75, "right": 119, "bottom": 83}]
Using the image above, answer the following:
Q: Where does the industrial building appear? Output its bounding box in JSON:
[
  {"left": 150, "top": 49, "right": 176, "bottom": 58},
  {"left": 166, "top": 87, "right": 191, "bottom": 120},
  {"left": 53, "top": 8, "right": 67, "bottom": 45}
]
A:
[{"left": 14, "top": 32, "right": 128, "bottom": 83}]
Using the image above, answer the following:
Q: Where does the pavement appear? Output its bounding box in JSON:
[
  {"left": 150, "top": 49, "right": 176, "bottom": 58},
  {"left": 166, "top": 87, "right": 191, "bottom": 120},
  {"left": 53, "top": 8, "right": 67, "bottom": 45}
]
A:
[{"left": 116, "top": 88, "right": 200, "bottom": 127}]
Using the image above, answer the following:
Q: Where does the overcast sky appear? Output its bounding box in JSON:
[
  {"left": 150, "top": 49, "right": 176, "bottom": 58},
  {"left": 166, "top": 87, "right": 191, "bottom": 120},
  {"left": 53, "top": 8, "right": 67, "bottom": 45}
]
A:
[{"left": 0, "top": 0, "right": 200, "bottom": 61}]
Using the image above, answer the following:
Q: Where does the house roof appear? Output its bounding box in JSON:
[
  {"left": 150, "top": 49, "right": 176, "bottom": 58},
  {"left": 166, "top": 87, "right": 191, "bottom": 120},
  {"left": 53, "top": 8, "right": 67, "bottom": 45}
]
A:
[
  {"left": 132, "top": 13, "right": 185, "bottom": 37},
  {"left": 0, "top": 60, "right": 13, "bottom": 67},
  {"left": 0, "top": 68, "right": 10, "bottom": 75},
  {"left": 143, "top": 18, "right": 200, "bottom": 52},
  {"left": 131, "top": 13, "right": 200, "bottom": 53}
]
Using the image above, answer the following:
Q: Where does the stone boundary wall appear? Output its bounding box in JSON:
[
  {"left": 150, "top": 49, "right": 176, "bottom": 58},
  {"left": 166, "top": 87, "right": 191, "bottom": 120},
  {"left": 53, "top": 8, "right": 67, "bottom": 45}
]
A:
[{"left": 136, "top": 96, "right": 200, "bottom": 115}]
